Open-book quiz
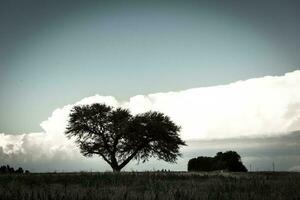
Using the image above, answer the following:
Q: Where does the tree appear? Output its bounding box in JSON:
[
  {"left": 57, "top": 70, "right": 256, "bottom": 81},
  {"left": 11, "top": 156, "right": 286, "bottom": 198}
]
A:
[
  {"left": 214, "top": 151, "right": 248, "bottom": 172},
  {"left": 187, "top": 151, "right": 248, "bottom": 172},
  {"left": 0, "top": 165, "right": 28, "bottom": 174},
  {"left": 65, "top": 103, "right": 186, "bottom": 172},
  {"left": 15, "top": 167, "right": 24, "bottom": 174}
]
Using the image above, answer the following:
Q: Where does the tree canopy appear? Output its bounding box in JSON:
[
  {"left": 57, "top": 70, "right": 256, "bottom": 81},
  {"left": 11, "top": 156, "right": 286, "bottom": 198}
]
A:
[
  {"left": 188, "top": 151, "right": 248, "bottom": 172},
  {"left": 0, "top": 165, "right": 29, "bottom": 174},
  {"left": 65, "top": 103, "right": 186, "bottom": 172}
]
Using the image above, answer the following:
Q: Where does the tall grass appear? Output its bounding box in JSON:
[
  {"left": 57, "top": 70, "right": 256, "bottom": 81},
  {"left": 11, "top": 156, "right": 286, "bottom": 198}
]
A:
[{"left": 0, "top": 172, "right": 299, "bottom": 200}]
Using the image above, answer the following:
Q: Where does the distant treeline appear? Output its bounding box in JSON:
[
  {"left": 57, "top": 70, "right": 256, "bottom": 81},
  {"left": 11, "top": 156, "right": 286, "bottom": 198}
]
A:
[
  {"left": 188, "top": 151, "right": 248, "bottom": 172},
  {"left": 0, "top": 165, "right": 30, "bottom": 174}
]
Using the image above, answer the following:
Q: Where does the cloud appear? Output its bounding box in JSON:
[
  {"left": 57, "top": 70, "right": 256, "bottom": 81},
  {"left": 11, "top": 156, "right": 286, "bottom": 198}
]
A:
[
  {"left": 0, "top": 96, "right": 120, "bottom": 170},
  {"left": 0, "top": 70, "right": 300, "bottom": 171},
  {"left": 289, "top": 165, "right": 300, "bottom": 172},
  {"left": 126, "top": 71, "right": 300, "bottom": 139}
]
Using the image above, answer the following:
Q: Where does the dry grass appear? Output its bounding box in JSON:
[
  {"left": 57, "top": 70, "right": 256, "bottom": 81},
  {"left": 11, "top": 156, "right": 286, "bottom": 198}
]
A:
[{"left": 0, "top": 171, "right": 299, "bottom": 200}]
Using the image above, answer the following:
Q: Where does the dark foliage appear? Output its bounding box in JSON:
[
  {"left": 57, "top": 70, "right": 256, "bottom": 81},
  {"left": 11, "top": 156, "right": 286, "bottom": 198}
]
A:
[
  {"left": 65, "top": 103, "right": 186, "bottom": 172},
  {"left": 0, "top": 165, "right": 29, "bottom": 174},
  {"left": 188, "top": 151, "right": 248, "bottom": 172}
]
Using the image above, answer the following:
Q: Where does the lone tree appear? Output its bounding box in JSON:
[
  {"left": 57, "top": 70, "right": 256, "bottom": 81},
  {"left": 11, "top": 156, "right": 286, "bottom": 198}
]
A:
[{"left": 65, "top": 103, "right": 186, "bottom": 172}]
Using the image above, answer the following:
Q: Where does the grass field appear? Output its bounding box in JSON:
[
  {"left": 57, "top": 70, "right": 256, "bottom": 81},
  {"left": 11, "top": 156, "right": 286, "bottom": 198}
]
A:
[{"left": 0, "top": 172, "right": 299, "bottom": 200}]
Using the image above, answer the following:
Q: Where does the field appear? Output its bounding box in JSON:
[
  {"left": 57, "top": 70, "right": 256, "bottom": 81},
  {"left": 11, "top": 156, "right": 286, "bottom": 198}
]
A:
[{"left": 0, "top": 172, "right": 300, "bottom": 200}]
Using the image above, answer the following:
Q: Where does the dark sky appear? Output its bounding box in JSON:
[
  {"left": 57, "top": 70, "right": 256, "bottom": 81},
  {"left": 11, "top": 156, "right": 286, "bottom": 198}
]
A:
[{"left": 1, "top": 0, "right": 300, "bottom": 133}]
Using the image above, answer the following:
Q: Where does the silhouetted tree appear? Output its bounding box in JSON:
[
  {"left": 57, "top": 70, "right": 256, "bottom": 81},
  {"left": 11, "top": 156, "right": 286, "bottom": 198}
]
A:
[
  {"left": 7, "top": 165, "right": 14, "bottom": 173},
  {"left": 65, "top": 103, "right": 186, "bottom": 172},
  {"left": 188, "top": 151, "right": 247, "bottom": 172},
  {"left": 0, "top": 165, "right": 29, "bottom": 174},
  {"left": 0, "top": 165, "right": 7, "bottom": 173},
  {"left": 215, "top": 151, "right": 247, "bottom": 172},
  {"left": 15, "top": 167, "right": 24, "bottom": 174},
  {"left": 188, "top": 156, "right": 214, "bottom": 172}
]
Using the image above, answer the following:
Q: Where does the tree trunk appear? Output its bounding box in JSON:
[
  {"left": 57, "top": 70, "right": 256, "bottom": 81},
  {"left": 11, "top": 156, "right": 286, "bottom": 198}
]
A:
[{"left": 112, "top": 167, "right": 121, "bottom": 172}]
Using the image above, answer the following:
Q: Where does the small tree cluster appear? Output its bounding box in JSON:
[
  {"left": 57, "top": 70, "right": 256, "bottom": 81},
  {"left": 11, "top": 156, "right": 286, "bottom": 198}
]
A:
[
  {"left": 0, "top": 165, "right": 30, "bottom": 174},
  {"left": 188, "top": 151, "right": 248, "bottom": 172}
]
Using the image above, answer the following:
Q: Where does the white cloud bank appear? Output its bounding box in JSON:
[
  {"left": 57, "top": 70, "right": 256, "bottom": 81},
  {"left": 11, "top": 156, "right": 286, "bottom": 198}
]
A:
[{"left": 1, "top": 70, "right": 300, "bottom": 166}]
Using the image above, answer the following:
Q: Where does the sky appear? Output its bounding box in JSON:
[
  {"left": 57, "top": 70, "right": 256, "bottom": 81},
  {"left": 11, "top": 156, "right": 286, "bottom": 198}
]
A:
[
  {"left": 1, "top": 0, "right": 300, "bottom": 133},
  {"left": 0, "top": 0, "right": 300, "bottom": 171},
  {"left": 1, "top": 71, "right": 300, "bottom": 172}
]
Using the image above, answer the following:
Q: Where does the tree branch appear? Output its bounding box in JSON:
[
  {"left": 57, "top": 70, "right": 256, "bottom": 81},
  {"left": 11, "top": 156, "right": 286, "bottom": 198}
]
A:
[
  {"left": 97, "top": 151, "right": 112, "bottom": 165},
  {"left": 118, "top": 147, "right": 141, "bottom": 169}
]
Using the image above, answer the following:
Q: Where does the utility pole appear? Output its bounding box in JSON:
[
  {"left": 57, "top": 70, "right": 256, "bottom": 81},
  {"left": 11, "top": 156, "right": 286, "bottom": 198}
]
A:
[{"left": 272, "top": 161, "right": 275, "bottom": 172}]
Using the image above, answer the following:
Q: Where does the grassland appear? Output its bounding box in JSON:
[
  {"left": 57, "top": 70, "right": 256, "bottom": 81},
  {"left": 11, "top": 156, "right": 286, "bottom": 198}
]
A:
[{"left": 0, "top": 172, "right": 299, "bottom": 200}]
